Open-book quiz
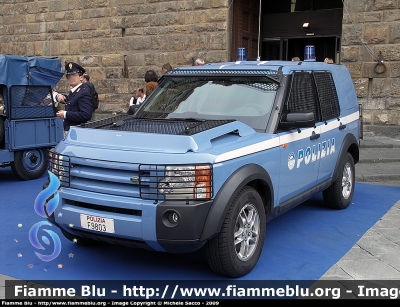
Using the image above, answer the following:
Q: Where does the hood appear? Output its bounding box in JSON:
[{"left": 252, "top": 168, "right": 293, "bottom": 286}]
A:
[{"left": 66, "top": 119, "right": 256, "bottom": 154}]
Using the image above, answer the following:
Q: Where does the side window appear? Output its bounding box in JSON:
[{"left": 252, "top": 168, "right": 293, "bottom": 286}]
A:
[
  {"left": 313, "top": 72, "right": 340, "bottom": 121},
  {"left": 284, "top": 71, "right": 320, "bottom": 120}
]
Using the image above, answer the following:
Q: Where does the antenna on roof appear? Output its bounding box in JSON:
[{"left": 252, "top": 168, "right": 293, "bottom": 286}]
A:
[{"left": 257, "top": 0, "right": 262, "bottom": 61}]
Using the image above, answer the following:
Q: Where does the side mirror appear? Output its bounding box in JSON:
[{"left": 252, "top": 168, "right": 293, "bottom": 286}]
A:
[{"left": 280, "top": 111, "right": 316, "bottom": 130}]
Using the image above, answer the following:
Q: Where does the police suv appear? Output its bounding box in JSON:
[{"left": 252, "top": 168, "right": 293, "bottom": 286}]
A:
[{"left": 46, "top": 60, "right": 360, "bottom": 277}]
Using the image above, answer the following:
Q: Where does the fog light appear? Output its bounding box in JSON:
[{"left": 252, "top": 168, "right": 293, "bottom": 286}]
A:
[
  {"left": 162, "top": 210, "right": 181, "bottom": 228},
  {"left": 168, "top": 212, "right": 179, "bottom": 224}
]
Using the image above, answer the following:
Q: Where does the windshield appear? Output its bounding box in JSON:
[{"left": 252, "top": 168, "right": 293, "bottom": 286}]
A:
[{"left": 135, "top": 76, "right": 279, "bottom": 130}]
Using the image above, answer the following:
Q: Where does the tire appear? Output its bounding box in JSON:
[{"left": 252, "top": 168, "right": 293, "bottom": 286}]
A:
[
  {"left": 60, "top": 229, "right": 97, "bottom": 246},
  {"left": 323, "top": 152, "right": 355, "bottom": 210},
  {"left": 0, "top": 116, "right": 4, "bottom": 149},
  {"left": 205, "top": 186, "right": 266, "bottom": 277},
  {"left": 11, "top": 148, "right": 48, "bottom": 180}
]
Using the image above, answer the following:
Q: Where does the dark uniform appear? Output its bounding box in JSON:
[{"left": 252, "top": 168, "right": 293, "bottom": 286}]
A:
[{"left": 63, "top": 62, "right": 93, "bottom": 131}]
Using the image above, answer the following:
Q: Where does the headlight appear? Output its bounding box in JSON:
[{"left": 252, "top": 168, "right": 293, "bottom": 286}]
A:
[
  {"left": 48, "top": 150, "right": 70, "bottom": 187},
  {"left": 158, "top": 164, "right": 212, "bottom": 200}
]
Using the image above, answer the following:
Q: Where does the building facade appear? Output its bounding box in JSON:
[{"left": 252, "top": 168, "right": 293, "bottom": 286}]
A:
[{"left": 0, "top": 0, "right": 399, "bottom": 129}]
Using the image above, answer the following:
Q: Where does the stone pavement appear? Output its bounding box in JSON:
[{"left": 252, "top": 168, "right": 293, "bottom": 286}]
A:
[
  {"left": 1, "top": 135, "right": 400, "bottom": 299},
  {"left": 320, "top": 199, "right": 400, "bottom": 280},
  {"left": 321, "top": 134, "right": 400, "bottom": 281}
]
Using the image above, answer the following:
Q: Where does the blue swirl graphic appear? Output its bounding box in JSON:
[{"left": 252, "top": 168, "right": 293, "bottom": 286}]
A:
[
  {"left": 29, "top": 221, "right": 62, "bottom": 262},
  {"left": 34, "top": 171, "right": 60, "bottom": 218}
]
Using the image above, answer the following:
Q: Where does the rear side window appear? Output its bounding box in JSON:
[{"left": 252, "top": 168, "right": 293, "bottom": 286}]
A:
[
  {"left": 313, "top": 72, "right": 340, "bottom": 121},
  {"left": 284, "top": 71, "right": 340, "bottom": 123}
]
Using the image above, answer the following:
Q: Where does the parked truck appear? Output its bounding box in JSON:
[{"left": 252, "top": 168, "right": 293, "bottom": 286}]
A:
[
  {"left": 46, "top": 60, "right": 360, "bottom": 277},
  {"left": 0, "top": 54, "right": 64, "bottom": 180}
]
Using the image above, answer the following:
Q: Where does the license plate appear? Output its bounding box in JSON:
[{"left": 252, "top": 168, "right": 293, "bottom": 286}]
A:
[{"left": 80, "top": 214, "right": 115, "bottom": 234}]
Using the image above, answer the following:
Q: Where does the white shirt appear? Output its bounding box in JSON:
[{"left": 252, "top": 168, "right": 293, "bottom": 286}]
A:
[
  {"left": 54, "top": 83, "right": 83, "bottom": 118},
  {"left": 137, "top": 95, "right": 146, "bottom": 105},
  {"left": 130, "top": 95, "right": 146, "bottom": 106},
  {"left": 70, "top": 83, "right": 82, "bottom": 93}
]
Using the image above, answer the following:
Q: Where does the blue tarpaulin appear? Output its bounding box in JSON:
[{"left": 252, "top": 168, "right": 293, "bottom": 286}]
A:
[{"left": 0, "top": 54, "right": 64, "bottom": 88}]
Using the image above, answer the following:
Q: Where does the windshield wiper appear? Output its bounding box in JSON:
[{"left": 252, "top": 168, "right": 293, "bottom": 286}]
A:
[{"left": 170, "top": 117, "right": 206, "bottom": 122}]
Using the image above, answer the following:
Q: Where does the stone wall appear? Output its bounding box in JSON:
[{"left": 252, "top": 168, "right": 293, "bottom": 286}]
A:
[
  {"left": 342, "top": 0, "right": 400, "bottom": 126},
  {"left": 0, "top": 0, "right": 231, "bottom": 115}
]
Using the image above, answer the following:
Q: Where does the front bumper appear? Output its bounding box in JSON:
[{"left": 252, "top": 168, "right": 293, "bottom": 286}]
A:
[
  {"left": 46, "top": 186, "right": 213, "bottom": 253},
  {"left": 156, "top": 199, "right": 213, "bottom": 253}
]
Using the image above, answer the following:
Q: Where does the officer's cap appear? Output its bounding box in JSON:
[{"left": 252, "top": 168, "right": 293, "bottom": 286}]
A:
[{"left": 65, "top": 62, "right": 85, "bottom": 75}]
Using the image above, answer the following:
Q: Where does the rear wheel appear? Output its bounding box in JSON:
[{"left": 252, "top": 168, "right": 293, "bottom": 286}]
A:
[
  {"left": 11, "top": 148, "right": 48, "bottom": 180},
  {"left": 323, "top": 152, "right": 355, "bottom": 209},
  {"left": 205, "top": 186, "right": 266, "bottom": 277}
]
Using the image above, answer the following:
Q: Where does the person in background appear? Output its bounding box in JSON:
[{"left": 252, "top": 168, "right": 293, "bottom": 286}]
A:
[
  {"left": 128, "top": 87, "right": 146, "bottom": 115},
  {"left": 291, "top": 57, "right": 301, "bottom": 61},
  {"left": 324, "top": 57, "right": 334, "bottom": 64},
  {"left": 135, "top": 87, "right": 146, "bottom": 105},
  {"left": 144, "top": 70, "right": 158, "bottom": 96},
  {"left": 82, "top": 73, "right": 95, "bottom": 92},
  {"left": 129, "top": 90, "right": 137, "bottom": 107},
  {"left": 54, "top": 62, "right": 92, "bottom": 135},
  {"left": 129, "top": 87, "right": 146, "bottom": 107},
  {"left": 162, "top": 63, "right": 173, "bottom": 73},
  {"left": 194, "top": 58, "right": 205, "bottom": 66},
  {"left": 82, "top": 72, "right": 98, "bottom": 117}
]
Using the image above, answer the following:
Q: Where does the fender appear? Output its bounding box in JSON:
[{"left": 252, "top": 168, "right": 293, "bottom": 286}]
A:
[
  {"left": 332, "top": 133, "right": 359, "bottom": 181},
  {"left": 199, "top": 163, "right": 273, "bottom": 241}
]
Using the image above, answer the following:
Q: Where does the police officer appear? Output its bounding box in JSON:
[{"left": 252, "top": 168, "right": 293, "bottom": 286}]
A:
[{"left": 55, "top": 62, "right": 93, "bottom": 134}]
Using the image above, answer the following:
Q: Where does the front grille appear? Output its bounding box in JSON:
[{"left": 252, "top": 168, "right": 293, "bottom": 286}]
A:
[
  {"left": 50, "top": 151, "right": 214, "bottom": 202},
  {"left": 68, "top": 157, "right": 143, "bottom": 198}
]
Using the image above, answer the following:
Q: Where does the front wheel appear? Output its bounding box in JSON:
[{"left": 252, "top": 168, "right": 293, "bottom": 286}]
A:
[
  {"left": 323, "top": 152, "right": 355, "bottom": 210},
  {"left": 205, "top": 186, "right": 266, "bottom": 277},
  {"left": 11, "top": 148, "right": 48, "bottom": 180}
]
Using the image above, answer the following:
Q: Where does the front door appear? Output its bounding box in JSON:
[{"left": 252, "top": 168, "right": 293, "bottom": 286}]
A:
[{"left": 276, "top": 71, "right": 322, "bottom": 204}]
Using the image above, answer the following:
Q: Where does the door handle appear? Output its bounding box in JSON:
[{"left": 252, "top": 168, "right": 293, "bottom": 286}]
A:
[
  {"left": 339, "top": 124, "right": 347, "bottom": 130},
  {"left": 310, "top": 133, "right": 320, "bottom": 140}
]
